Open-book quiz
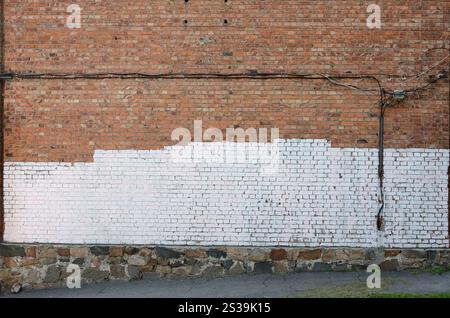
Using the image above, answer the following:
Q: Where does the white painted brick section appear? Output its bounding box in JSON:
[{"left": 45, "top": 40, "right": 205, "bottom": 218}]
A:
[{"left": 3, "top": 140, "right": 449, "bottom": 248}]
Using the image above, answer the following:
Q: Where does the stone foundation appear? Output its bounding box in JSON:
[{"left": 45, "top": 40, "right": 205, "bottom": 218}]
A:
[{"left": 1, "top": 243, "right": 449, "bottom": 293}]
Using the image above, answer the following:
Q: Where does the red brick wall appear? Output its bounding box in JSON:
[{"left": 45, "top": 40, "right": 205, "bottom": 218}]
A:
[
  {"left": 2, "top": 0, "right": 449, "bottom": 163},
  {"left": 3, "top": 77, "right": 448, "bottom": 162},
  {"left": 4, "top": 0, "right": 449, "bottom": 75},
  {"left": 1, "top": 0, "right": 449, "bottom": 245}
]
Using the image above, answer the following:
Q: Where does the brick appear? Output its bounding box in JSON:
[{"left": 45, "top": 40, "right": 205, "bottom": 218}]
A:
[{"left": 0, "top": 0, "right": 448, "bottom": 250}]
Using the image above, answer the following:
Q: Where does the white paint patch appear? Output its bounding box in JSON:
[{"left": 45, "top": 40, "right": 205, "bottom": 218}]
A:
[{"left": 3, "top": 140, "right": 449, "bottom": 248}]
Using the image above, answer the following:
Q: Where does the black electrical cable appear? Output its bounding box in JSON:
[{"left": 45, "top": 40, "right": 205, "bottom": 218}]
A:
[
  {"left": 377, "top": 90, "right": 387, "bottom": 231},
  {"left": 6, "top": 70, "right": 447, "bottom": 95},
  {"left": 9, "top": 71, "right": 386, "bottom": 85}
]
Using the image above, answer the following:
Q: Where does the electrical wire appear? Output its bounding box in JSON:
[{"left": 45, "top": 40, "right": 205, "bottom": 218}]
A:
[
  {"left": 6, "top": 69, "right": 447, "bottom": 95},
  {"left": 402, "top": 54, "right": 449, "bottom": 82}
]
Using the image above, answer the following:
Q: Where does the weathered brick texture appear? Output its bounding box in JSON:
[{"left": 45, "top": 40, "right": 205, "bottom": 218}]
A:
[
  {"left": 3, "top": 78, "right": 449, "bottom": 162},
  {"left": 1, "top": 1, "right": 449, "bottom": 247},
  {"left": 3, "top": 0, "right": 449, "bottom": 161},
  {"left": 3, "top": 142, "right": 449, "bottom": 247},
  {"left": 4, "top": 0, "right": 449, "bottom": 75}
]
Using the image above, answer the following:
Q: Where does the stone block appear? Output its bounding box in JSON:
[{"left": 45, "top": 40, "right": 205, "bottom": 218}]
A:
[
  {"left": 0, "top": 245, "right": 26, "bottom": 257},
  {"left": 90, "top": 246, "right": 110, "bottom": 256},
  {"left": 127, "top": 255, "right": 148, "bottom": 266},
  {"left": 82, "top": 268, "right": 110, "bottom": 281},
  {"left": 70, "top": 247, "right": 88, "bottom": 258},
  {"left": 298, "top": 249, "right": 321, "bottom": 260},
  {"left": 57, "top": 248, "right": 70, "bottom": 257},
  {"left": 185, "top": 249, "right": 207, "bottom": 259},
  {"left": 44, "top": 265, "right": 62, "bottom": 283},
  {"left": 380, "top": 259, "right": 399, "bottom": 271},
  {"left": 270, "top": 248, "right": 287, "bottom": 261},
  {"left": 109, "top": 247, "right": 124, "bottom": 257},
  {"left": 155, "top": 247, "right": 182, "bottom": 259}
]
